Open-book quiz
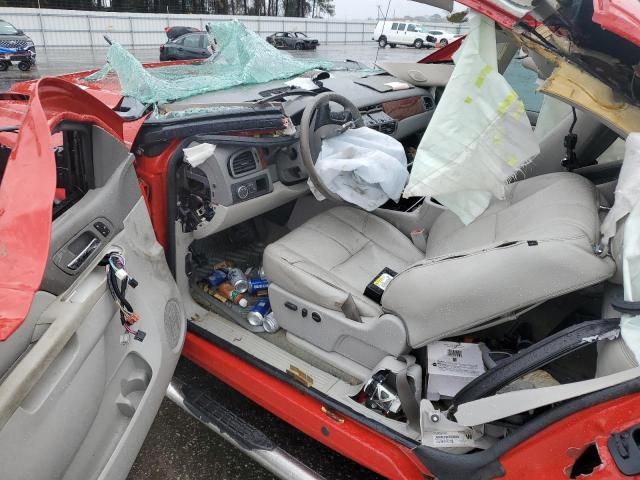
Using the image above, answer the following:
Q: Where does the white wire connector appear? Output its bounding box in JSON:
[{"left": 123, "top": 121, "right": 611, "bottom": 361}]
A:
[
  {"left": 115, "top": 268, "right": 128, "bottom": 281},
  {"left": 120, "top": 333, "right": 130, "bottom": 346}
]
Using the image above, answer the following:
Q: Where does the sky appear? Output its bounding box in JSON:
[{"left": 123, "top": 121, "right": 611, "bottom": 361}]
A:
[{"left": 333, "top": 0, "right": 463, "bottom": 20}]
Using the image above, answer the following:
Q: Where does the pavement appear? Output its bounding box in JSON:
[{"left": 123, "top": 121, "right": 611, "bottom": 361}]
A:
[
  {"left": 130, "top": 358, "right": 384, "bottom": 480},
  {"left": 0, "top": 42, "right": 420, "bottom": 480}
]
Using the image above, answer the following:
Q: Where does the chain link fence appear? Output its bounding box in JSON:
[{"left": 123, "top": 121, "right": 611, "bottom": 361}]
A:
[{"left": 0, "top": 7, "right": 468, "bottom": 48}]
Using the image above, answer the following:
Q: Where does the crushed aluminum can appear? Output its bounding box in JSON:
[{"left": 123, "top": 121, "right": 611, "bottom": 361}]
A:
[
  {"left": 257, "top": 265, "right": 267, "bottom": 279},
  {"left": 248, "top": 277, "right": 269, "bottom": 294},
  {"left": 227, "top": 267, "right": 249, "bottom": 293},
  {"left": 247, "top": 298, "right": 270, "bottom": 326},
  {"left": 262, "top": 312, "right": 279, "bottom": 333},
  {"left": 208, "top": 269, "right": 228, "bottom": 288}
]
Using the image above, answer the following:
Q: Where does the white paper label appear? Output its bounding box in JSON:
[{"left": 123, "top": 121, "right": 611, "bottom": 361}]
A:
[
  {"left": 431, "top": 430, "right": 475, "bottom": 447},
  {"left": 428, "top": 341, "right": 485, "bottom": 378}
]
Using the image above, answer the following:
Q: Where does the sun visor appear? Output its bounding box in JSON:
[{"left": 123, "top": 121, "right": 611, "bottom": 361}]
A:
[
  {"left": 403, "top": 13, "right": 539, "bottom": 225},
  {"left": 377, "top": 63, "right": 454, "bottom": 88}
]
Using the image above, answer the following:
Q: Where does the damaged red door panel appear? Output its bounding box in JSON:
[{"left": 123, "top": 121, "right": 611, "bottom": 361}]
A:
[
  {"left": 0, "top": 84, "right": 52, "bottom": 340},
  {"left": 0, "top": 78, "right": 131, "bottom": 341}
]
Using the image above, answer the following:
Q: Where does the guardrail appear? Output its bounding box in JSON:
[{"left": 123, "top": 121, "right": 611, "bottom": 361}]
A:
[{"left": 0, "top": 7, "right": 468, "bottom": 49}]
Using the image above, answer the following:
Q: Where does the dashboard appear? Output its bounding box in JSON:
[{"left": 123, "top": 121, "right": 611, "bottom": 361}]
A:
[
  {"left": 195, "top": 142, "right": 306, "bottom": 207},
  {"left": 157, "top": 70, "right": 437, "bottom": 237}
]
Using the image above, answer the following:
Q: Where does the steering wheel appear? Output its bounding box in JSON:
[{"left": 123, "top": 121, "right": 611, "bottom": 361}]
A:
[{"left": 299, "top": 92, "right": 364, "bottom": 201}]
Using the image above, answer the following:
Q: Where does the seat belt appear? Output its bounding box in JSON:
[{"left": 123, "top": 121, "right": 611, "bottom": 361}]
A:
[
  {"left": 455, "top": 366, "right": 640, "bottom": 427},
  {"left": 450, "top": 318, "right": 621, "bottom": 414},
  {"left": 396, "top": 355, "right": 422, "bottom": 432}
]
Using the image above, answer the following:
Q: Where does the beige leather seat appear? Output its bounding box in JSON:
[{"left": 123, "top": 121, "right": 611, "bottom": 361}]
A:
[{"left": 263, "top": 172, "right": 616, "bottom": 361}]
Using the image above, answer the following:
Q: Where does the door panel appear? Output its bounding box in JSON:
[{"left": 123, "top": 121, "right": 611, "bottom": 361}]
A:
[
  {"left": 42, "top": 128, "right": 139, "bottom": 294},
  {"left": 0, "top": 80, "right": 184, "bottom": 480}
]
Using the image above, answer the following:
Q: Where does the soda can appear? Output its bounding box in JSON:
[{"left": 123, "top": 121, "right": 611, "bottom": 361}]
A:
[
  {"left": 247, "top": 298, "right": 270, "bottom": 326},
  {"left": 227, "top": 268, "right": 249, "bottom": 293},
  {"left": 257, "top": 265, "right": 267, "bottom": 279},
  {"left": 248, "top": 277, "right": 269, "bottom": 294},
  {"left": 208, "top": 269, "right": 228, "bottom": 288},
  {"left": 263, "top": 312, "right": 279, "bottom": 333}
]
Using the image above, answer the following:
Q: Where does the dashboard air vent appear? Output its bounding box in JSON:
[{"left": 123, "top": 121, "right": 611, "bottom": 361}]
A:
[
  {"left": 230, "top": 150, "right": 258, "bottom": 177},
  {"left": 379, "top": 122, "right": 397, "bottom": 135},
  {"left": 423, "top": 96, "right": 434, "bottom": 110}
]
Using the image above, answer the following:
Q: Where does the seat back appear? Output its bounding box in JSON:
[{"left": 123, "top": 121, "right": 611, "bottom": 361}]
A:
[{"left": 382, "top": 173, "right": 616, "bottom": 347}]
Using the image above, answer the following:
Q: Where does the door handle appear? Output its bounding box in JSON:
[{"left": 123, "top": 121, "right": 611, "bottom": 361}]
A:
[{"left": 66, "top": 237, "right": 100, "bottom": 270}]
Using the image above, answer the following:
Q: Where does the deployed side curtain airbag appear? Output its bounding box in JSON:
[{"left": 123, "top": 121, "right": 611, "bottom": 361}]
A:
[
  {"left": 403, "top": 13, "right": 539, "bottom": 225},
  {"left": 619, "top": 169, "right": 640, "bottom": 365},
  {"left": 601, "top": 133, "right": 640, "bottom": 247}
]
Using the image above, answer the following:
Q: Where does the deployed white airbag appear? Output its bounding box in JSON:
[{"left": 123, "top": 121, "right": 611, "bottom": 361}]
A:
[
  {"left": 403, "top": 13, "right": 539, "bottom": 224},
  {"left": 610, "top": 134, "right": 640, "bottom": 365},
  {"left": 601, "top": 134, "right": 640, "bottom": 247},
  {"left": 621, "top": 203, "right": 640, "bottom": 366},
  {"left": 315, "top": 126, "right": 409, "bottom": 211}
]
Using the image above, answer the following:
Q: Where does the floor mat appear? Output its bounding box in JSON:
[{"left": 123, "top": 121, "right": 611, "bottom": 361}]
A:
[
  {"left": 189, "top": 220, "right": 362, "bottom": 384},
  {"left": 190, "top": 230, "right": 269, "bottom": 333}
]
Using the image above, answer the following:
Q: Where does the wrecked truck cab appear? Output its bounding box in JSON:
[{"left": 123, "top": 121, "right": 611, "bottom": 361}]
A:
[{"left": 1, "top": 7, "right": 640, "bottom": 479}]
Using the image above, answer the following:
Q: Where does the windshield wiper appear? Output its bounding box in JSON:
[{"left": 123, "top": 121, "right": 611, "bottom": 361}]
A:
[
  {"left": 0, "top": 125, "right": 19, "bottom": 133},
  {"left": 256, "top": 88, "right": 321, "bottom": 104}
]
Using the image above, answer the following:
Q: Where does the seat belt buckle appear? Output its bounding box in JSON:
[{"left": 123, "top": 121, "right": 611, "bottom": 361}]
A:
[
  {"left": 364, "top": 267, "right": 397, "bottom": 303},
  {"left": 411, "top": 228, "right": 427, "bottom": 252}
]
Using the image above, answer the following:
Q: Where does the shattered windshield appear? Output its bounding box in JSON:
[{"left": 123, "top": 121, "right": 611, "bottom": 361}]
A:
[{"left": 83, "top": 20, "right": 333, "bottom": 105}]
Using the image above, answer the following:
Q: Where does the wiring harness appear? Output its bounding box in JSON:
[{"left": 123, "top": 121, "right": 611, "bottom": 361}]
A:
[{"left": 105, "top": 252, "right": 146, "bottom": 344}]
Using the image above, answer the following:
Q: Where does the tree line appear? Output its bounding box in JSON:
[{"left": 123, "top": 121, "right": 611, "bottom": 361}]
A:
[{"left": 6, "top": 0, "right": 336, "bottom": 16}]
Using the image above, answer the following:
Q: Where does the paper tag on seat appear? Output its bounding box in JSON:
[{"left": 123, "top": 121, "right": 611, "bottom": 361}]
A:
[{"left": 427, "top": 341, "right": 485, "bottom": 400}]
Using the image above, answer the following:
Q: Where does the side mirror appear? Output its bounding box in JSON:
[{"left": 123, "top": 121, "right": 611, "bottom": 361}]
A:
[{"left": 16, "top": 29, "right": 25, "bottom": 35}]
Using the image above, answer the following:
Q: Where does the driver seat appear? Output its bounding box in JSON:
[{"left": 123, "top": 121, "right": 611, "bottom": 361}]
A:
[{"left": 263, "top": 172, "right": 615, "bottom": 367}]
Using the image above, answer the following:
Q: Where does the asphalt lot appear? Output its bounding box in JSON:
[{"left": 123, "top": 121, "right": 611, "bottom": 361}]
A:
[
  {"left": 132, "top": 358, "right": 383, "bottom": 480},
  {"left": 0, "top": 42, "right": 415, "bottom": 480}
]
